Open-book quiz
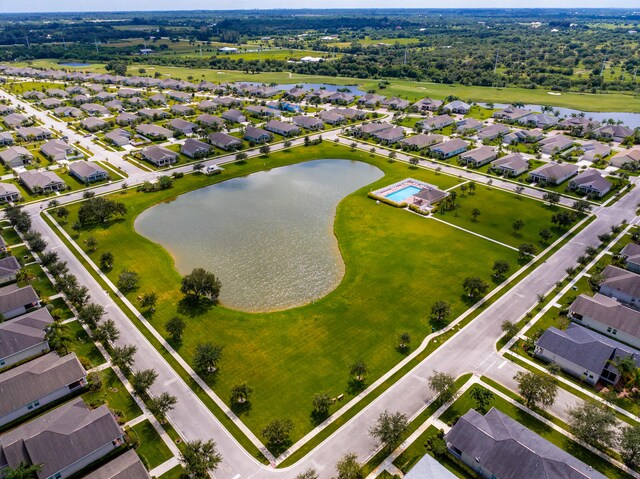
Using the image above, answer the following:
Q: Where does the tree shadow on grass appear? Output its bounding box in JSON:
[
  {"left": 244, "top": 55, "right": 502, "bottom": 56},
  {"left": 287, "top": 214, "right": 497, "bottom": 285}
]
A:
[
  {"left": 310, "top": 410, "right": 329, "bottom": 427},
  {"left": 176, "top": 296, "right": 215, "bottom": 318},
  {"left": 347, "top": 378, "right": 367, "bottom": 396},
  {"left": 231, "top": 400, "right": 252, "bottom": 417},
  {"left": 266, "top": 439, "right": 293, "bottom": 458}
]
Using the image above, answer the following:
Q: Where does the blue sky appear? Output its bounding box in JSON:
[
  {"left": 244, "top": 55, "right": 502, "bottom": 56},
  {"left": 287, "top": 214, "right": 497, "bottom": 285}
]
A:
[{"left": 6, "top": 1, "right": 640, "bottom": 13}]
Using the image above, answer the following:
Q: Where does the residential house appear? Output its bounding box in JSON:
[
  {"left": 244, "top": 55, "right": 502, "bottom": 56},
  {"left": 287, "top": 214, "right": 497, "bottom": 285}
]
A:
[
  {"left": 455, "top": 118, "right": 483, "bottom": 133},
  {"left": 0, "top": 284, "right": 40, "bottom": 320},
  {"left": 319, "top": 110, "right": 345, "bottom": 125},
  {"left": 0, "top": 308, "right": 53, "bottom": 370},
  {"left": 84, "top": 450, "right": 151, "bottom": 479},
  {"left": 138, "top": 109, "right": 169, "bottom": 120},
  {"left": 71, "top": 94, "right": 90, "bottom": 105},
  {"left": 4, "top": 113, "right": 29, "bottom": 129},
  {"left": 53, "top": 106, "right": 82, "bottom": 118},
  {"left": 0, "top": 184, "right": 20, "bottom": 203},
  {"left": 373, "top": 127, "right": 405, "bottom": 145},
  {"left": 355, "top": 122, "right": 393, "bottom": 138},
  {"left": 292, "top": 116, "right": 324, "bottom": 131},
  {"left": 429, "top": 138, "right": 469, "bottom": 159},
  {"left": 212, "top": 97, "right": 241, "bottom": 108},
  {"left": 443, "top": 100, "right": 471, "bottom": 115},
  {"left": 167, "top": 118, "right": 197, "bottom": 136},
  {"left": 569, "top": 293, "right": 640, "bottom": 349},
  {"left": 0, "top": 105, "right": 14, "bottom": 116},
  {"left": 140, "top": 145, "right": 178, "bottom": 167},
  {"left": 0, "top": 398, "right": 125, "bottom": 479},
  {"left": 252, "top": 86, "right": 280, "bottom": 98},
  {"left": 593, "top": 124, "right": 634, "bottom": 142},
  {"left": 94, "top": 91, "right": 115, "bottom": 102},
  {"left": 620, "top": 242, "right": 640, "bottom": 274},
  {"left": 527, "top": 162, "right": 578, "bottom": 185},
  {"left": 418, "top": 114, "right": 454, "bottom": 132},
  {"left": 196, "top": 114, "right": 225, "bottom": 130},
  {"left": 136, "top": 124, "right": 173, "bottom": 140},
  {"left": 536, "top": 323, "right": 640, "bottom": 386},
  {"left": 0, "top": 132, "right": 13, "bottom": 146},
  {"left": 0, "top": 352, "right": 87, "bottom": 427},
  {"left": 445, "top": 407, "right": 607, "bottom": 479},
  {"left": 358, "top": 93, "right": 385, "bottom": 107},
  {"left": 381, "top": 97, "right": 410, "bottom": 110},
  {"left": 503, "top": 128, "right": 544, "bottom": 145},
  {"left": 46, "top": 88, "right": 68, "bottom": 98},
  {"left": 208, "top": 132, "right": 242, "bottom": 151},
  {"left": 459, "top": 146, "right": 497, "bottom": 167},
  {"left": 264, "top": 120, "right": 300, "bottom": 137},
  {"left": 403, "top": 454, "right": 456, "bottom": 479},
  {"left": 104, "top": 100, "right": 124, "bottom": 112},
  {"left": 600, "top": 264, "right": 640, "bottom": 307},
  {"left": 327, "top": 92, "right": 355, "bottom": 105},
  {"left": 105, "top": 129, "right": 131, "bottom": 147},
  {"left": 171, "top": 104, "right": 195, "bottom": 116},
  {"left": 559, "top": 117, "right": 600, "bottom": 135},
  {"left": 221, "top": 109, "right": 246, "bottom": 123},
  {"left": 246, "top": 105, "right": 280, "bottom": 118},
  {"left": 149, "top": 93, "right": 167, "bottom": 106},
  {"left": 285, "top": 88, "right": 306, "bottom": 101},
  {"left": 81, "top": 117, "right": 108, "bottom": 132},
  {"left": 115, "top": 112, "right": 139, "bottom": 126},
  {"left": 41, "top": 98, "right": 63, "bottom": 109},
  {"left": 0, "top": 256, "right": 20, "bottom": 285},
  {"left": 610, "top": 148, "right": 640, "bottom": 168},
  {"left": 568, "top": 169, "right": 611, "bottom": 198},
  {"left": 412, "top": 98, "right": 443, "bottom": 112},
  {"left": 244, "top": 126, "right": 272, "bottom": 144},
  {"left": 23, "top": 91, "right": 45, "bottom": 100},
  {"left": 490, "top": 153, "right": 529, "bottom": 177},
  {"left": 181, "top": 138, "right": 212, "bottom": 159},
  {"left": 579, "top": 140, "right": 611, "bottom": 162},
  {"left": 0, "top": 146, "right": 33, "bottom": 167},
  {"left": 69, "top": 161, "right": 110, "bottom": 183},
  {"left": 518, "top": 113, "right": 559, "bottom": 129},
  {"left": 476, "top": 123, "right": 510, "bottom": 141},
  {"left": 332, "top": 108, "right": 366, "bottom": 121},
  {"left": 19, "top": 170, "right": 67, "bottom": 194},
  {"left": 40, "top": 139, "right": 79, "bottom": 162},
  {"left": 167, "top": 91, "right": 192, "bottom": 102},
  {"left": 539, "top": 134, "right": 574, "bottom": 155},
  {"left": 401, "top": 134, "right": 443, "bottom": 151},
  {"left": 493, "top": 106, "right": 532, "bottom": 122},
  {"left": 81, "top": 103, "right": 109, "bottom": 116},
  {"left": 197, "top": 100, "right": 218, "bottom": 112}
]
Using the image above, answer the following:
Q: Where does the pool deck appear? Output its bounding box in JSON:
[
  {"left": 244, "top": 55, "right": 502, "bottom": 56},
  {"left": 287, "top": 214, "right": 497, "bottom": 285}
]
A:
[{"left": 370, "top": 178, "right": 437, "bottom": 206}]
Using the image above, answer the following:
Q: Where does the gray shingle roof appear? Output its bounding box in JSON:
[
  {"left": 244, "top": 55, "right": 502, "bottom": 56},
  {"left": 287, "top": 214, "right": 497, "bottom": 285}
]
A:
[
  {"left": 84, "top": 450, "right": 151, "bottom": 479},
  {"left": 0, "top": 284, "right": 39, "bottom": 315},
  {"left": 0, "top": 308, "right": 53, "bottom": 360},
  {"left": 0, "top": 256, "right": 20, "bottom": 279},
  {"left": 445, "top": 407, "right": 608, "bottom": 479},
  {"left": 0, "top": 398, "right": 123, "bottom": 478},
  {"left": 0, "top": 352, "right": 86, "bottom": 417},
  {"left": 601, "top": 264, "right": 640, "bottom": 298},
  {"left": 570, "top": 292, "right": 640, "bottom": 339}
]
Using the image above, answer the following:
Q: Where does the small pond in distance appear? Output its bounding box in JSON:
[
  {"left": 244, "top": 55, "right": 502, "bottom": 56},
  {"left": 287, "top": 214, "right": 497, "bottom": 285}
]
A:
[{"left": 135, "top": 160, "right": 383, "bottom": 312}]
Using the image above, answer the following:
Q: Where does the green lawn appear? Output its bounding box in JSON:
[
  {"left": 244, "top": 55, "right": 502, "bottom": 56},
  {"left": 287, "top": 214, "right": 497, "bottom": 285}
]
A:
[
  {"left": 158, "top": 465, "right": 185, "bottom": 479},
  {"left": 10, "top": 245, "right": 34, "bottom": 266},
  {"left": 53, "top": 143, "right": 537, "bottom": 448},
  {"left": 49, "top": 297, "right": 75, "bottom": 320},
  {"left": 130, "top": 420, "right": 174, "bottom": 470},
  {"left": 436, "top": 186, "right": 579, "bottom": 249},
  {"left": 20, "top": 264, "right": 56, "bottom": 298},
  {"left": 66, "top": 321, "right": 105, "bottom": 368},
  {"left": 82, "top": 367, "right": 142, "bottom": 423},
  {"left": 440, "top": 384, "right": 632, "bottom": 479},
  {"left": 1, "top": 226, "right": 22, "bottom": 246}
]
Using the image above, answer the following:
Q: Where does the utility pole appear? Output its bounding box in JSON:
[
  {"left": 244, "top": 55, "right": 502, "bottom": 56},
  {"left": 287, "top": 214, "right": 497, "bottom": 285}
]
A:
[
  {"left": 62, "top": 36, "right": 67, "bottom": 50},
  {"left": 25, "top": 35, "right": 30, "bottom": 48},
  {"left": 94, "top": 39, "right": 99, "bottom": 54}
]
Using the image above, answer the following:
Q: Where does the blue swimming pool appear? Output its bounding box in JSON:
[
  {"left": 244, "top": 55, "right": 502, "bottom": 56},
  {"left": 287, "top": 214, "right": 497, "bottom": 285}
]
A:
[{"left": 385, "top": 185, "right": 421, "bottom": 203}]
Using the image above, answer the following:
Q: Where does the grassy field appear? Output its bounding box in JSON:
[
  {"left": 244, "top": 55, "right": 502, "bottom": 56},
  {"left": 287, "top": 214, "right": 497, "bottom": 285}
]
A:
[
  {"left": 66, "top": 320, "right": 105, "bottom": 368},
  {"left": 12, "top": 60, "right": 640, "bottom": 112},
  {"left": 130, "top": 420, "right": 174, "bottom": 470},
  {"left": 82, "top": 367, "right": 142, "bottom": 423},
  {"left": 53, "top": 143, "right": 547, "bottom": 448},
  {"left": 440, "top": 384, "right": 632, "bottom": 479}
]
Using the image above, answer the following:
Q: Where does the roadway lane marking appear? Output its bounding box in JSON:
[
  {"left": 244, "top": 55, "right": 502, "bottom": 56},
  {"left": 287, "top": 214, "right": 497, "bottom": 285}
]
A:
[
  {"left": 497, "top": 360, "right": 508, "bottom": 369},
  {"left": 232, "top": 475, "right": 241, "bottom": 479}
]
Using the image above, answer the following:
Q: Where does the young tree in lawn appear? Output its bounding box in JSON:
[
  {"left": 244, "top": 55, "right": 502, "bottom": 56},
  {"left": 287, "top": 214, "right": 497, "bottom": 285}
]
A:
[
  {"left": 518, "top": 243, "right": 537, "bottom": 260},
  {"left": 409, "top": 156, "right": 419, "bottom": 166},
  {"left": 78, "top": 303, "right": 105, "bottom": 329},
  {"left": 180, "top": 268, "right": 222, "bottom": 301},
  {"left": 620, "top": 424, "right": 640, "bottom": 469},
  {"left": 430, "top": 300, "right": 451, "bottom": 325},
  {"left": 469, "top": 386, "right": 494, "bottom": 413},
  {"left": 261, "top": 418, "right": 294, "bottom": 449},
  {"left": 428, "top": 370, "right": 456, "bottom": 403},
  {"left": 542, "top": 191, "right": 560, "bottom": 206},
  {"left": 180, "top": 439, "right": 222, "bottom": 477},
  {"left": 369, "top": 410, "right": 409, "bottom": 451},
  {"left": 492, "top": 260, "right": 510, "bottom": 278},
  {"left": 165, "top": 316, "right": 186, "bottom": 342},
  {"left": 514, "top": 185, "right": 525, "bottom": 196},
  {"left": 514, "top": 371, "right": 558, "bottom": 409},
  {"left": 471, "top": 208, "right": 481, "bottom": 222},
  {"left": 259, "top": 145, "right": 270, "bottom": 156},
  {"left": 85, "top": 236, "right": 97, "bottom": 253},
  {"left": 567, "top": 400, "right": 616, "bottom": 449},
  {"left": 99, "top": 251, "right": 114, "bottom": 271},
  {"left": 350, "top": 360, "right": 368, "bottom": 383},
  {"left": 39, "top": 251, "right": 58, "bottom": 268},
  {"left": 398, "top": 331, "right": 411, "bottom": 352},
  {"left": 539, "top": 228, "right": 552, "bottom": 243},
  {"left": 56, "top": 206, "right": 70, "bottom": 222},
  {"left": 235, "top": 152, "right": 248, "bottom": 162},
  {"left": 501, "top": 320, "right": 519, "bottom": 340},
  {"left": 572, "top": 199, "right": 592, "bottom": 214},
  {"left": 131, "top": 369, "right": 158, "bottom": 397},
  {"left": 230, "top": 383, "right": 253, "bottom": 405},
  {"left": 193, "top": 343, "right": 223, "bottom": 375},
  {"left": 468, "top": 181, "right": 476, "bottom": 194},
  {"left": 335, "top": 452, "right": 362, "bottom": 479},
  {"left": 140, "top": 292, "right": 158, "bottom": 310},
  {"left": 312, "top": 393, "right": 333, "bottom": 417},
  {"left": 117, "top": 269, "right": 140, "bottom": 293},
  {"left": 149, "top": 392, "right": 178, "bottom": 422},
  {"left": 111, "top": 344, "right": 137, "bottom": 374},
  {"left": 462, "top": 276, "right": 489, "bottom": 299},
  {"left": 388, "top": 151, "right": 397, "bottom": 160},
  {"left": 512, "top": 219, "right": 525, "bottom": 236},
  {"left": 551, "top": 211, "right": 575, "bottom": 228},
  {"left": 95, "top": 319, "right": 120, "bottom": 346}
]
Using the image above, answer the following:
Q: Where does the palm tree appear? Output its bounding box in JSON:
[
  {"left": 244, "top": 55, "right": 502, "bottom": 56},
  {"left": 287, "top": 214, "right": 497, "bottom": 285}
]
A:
[
  {"left": 609, "top": 356, "right": 640, "bottom": 389},
  {"left": 46, "top": 322, "right": 73, "bottom": 354}
]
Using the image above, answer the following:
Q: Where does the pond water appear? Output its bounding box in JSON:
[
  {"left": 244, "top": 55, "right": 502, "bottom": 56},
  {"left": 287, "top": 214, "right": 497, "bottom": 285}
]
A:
[
  {"left": 134, "top": 160, "right": 383, "bottom": 312},
  {"left": 241, "top": 81, "right": 366, "bottom": 95},
  {"left": 479, "top": 102, "right": 640, "bottom": 129},
  {"left": 59, "top": 62, "right": 92, "bottom": 67}
]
